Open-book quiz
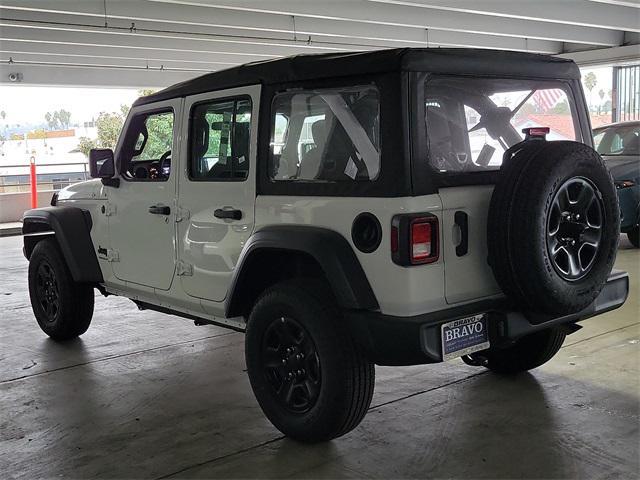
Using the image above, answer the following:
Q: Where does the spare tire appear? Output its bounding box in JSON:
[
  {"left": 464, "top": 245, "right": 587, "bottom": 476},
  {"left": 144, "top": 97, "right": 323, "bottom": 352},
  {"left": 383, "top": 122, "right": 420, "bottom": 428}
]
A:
[{"left": 488, "top": 141, "right": 619, "bottom": 315}]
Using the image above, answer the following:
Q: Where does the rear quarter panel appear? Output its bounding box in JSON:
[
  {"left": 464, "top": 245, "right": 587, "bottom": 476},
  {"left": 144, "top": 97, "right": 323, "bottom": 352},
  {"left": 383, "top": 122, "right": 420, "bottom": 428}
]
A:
[{"left": 255, "top": 194, "right": 447, "bottom": 317}]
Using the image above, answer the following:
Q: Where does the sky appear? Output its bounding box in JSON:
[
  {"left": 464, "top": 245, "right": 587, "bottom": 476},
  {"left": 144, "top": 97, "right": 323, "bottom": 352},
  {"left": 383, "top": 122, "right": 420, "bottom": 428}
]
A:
[{"left": 0, "top": 86, "right": 141, "bottom": 126}]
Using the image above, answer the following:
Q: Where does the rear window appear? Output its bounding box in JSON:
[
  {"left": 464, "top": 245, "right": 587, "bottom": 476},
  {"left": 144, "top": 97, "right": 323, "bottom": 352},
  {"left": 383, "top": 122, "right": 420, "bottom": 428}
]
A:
[
  {"left": 424, "top": 77, "right": 579, "bottom": 173},
  {"left": 268, "top": 86, "right": 380, "bottom": 182},
  {"left": 594, "top": 124, "right": 639, "bottom": 156}
]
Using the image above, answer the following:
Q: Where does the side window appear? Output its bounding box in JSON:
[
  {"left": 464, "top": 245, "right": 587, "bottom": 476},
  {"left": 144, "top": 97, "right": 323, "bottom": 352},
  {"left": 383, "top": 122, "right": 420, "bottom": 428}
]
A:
[
  {"left": 121, "top": 111, "right": 174, "bottom": 181},
  {"left": 610, "top": 133, "right": 624, "bottom": 153},
  {"left": 190, "top": 98, "right": 252, "bottom": 181},
  {"left": 269, "top": 86, "right": 380, "bottom": 182},
  {"left": 593, "top": 130, "right": 606, "bottom": 151}
]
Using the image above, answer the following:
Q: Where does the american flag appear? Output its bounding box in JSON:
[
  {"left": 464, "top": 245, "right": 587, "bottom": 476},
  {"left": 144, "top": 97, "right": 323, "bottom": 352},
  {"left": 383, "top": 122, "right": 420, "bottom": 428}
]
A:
[{"left": 533, "top": 89, "right": 563, "bottom": 111}]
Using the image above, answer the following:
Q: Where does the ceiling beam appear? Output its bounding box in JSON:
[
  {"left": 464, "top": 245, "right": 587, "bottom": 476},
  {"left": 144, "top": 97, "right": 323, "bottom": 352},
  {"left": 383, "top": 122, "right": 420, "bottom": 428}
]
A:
[
  {"left": 0, "top": 51, "right": 221, "bottom": 72},
  {"left": 0, "top": 0, "right": 615, "bottom": 47},
  {"left": 0, "top": 40, "right": 265, "bottom": 67},
  {"left": 0, "top": 13, "right": 562, "bottom": 56},
  {"left": 0, "top": 23, "right": 340, "bottom": 58},
  {"left": 147, "top": 0, "right": 622, "bottom": 45},
  {"left": 0, "top": 62, "right": 195, "bottom": 88},
  {"left": 0, "top": 8, "right": 547, "bottom": 51},
  {"left": 558, "top": 44, "right": 640, "bottom": 66},
  {"left": 366, "top": 0, "right": 640, "bottom": 33}
]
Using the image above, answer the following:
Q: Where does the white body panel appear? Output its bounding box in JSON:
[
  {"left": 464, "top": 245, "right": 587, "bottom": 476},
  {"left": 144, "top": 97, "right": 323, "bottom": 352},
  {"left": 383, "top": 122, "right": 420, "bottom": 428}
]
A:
[
  {"left": 55, "top": 85, "right": 504, "bottom": 323},
  {"left": 439, "top": 186, "right": 501, "bottom": 304},
  {"left": 107, "top": 98, "right": 183, "bottom": 291},
  {"left": 254, "top": 194, "right": 447, "bottom": 317},
  {"left": 176, "top": 85, "right": 260, "bottom": 302}
]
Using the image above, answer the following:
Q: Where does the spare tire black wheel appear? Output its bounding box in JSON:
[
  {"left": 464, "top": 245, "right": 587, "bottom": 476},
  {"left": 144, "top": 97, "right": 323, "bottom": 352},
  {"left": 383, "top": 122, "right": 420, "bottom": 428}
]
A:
[{"left": 488, "top": 141, "right": 619, "bottom": 315}]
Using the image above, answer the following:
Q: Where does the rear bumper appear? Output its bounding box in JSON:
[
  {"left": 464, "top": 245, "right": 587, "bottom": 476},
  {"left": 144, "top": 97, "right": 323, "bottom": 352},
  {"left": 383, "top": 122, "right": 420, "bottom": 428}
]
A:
[{"left": 346, "top": 270, "right": 629, "bottom": 366}]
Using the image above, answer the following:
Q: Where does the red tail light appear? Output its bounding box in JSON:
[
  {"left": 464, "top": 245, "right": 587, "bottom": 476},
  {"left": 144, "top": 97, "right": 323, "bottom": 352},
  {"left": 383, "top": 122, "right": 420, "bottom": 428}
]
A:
[
  {"left": 391, "top": 214, "right": 439, "bottom": 266},
  {"left": 411, "top": 221, "right": 432, "bottom": 261}
]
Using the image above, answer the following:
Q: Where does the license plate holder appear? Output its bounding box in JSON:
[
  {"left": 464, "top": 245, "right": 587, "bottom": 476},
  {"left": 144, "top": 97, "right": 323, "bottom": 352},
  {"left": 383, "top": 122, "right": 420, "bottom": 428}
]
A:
[{"left": 441, "top": 313, "right": 490, "bottom": 361}]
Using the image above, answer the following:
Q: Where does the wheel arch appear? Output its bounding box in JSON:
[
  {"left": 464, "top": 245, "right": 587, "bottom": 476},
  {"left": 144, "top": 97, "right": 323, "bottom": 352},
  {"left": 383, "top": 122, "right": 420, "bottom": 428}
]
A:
[
  {"left": 225, "top": 225, "right": 379, "bottom": 318},
  {"left": 23, "top": 206, "right": 103, "bottom": 284}
]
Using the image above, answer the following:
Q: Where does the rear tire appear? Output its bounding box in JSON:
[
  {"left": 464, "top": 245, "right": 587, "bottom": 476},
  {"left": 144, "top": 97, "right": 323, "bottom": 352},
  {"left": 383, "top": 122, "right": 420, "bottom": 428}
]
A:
[
  {"left": 28, "top": 239, "right": 94, "bottom": 340},
  {"left": 627, "top": 226, "right": 639, "bottom": 248},
  {"left": 245, "top": 279, "right": 374, "bottom": 443},
  {"left": 483, "top": 328, "right": 566, "bottom": 374}
]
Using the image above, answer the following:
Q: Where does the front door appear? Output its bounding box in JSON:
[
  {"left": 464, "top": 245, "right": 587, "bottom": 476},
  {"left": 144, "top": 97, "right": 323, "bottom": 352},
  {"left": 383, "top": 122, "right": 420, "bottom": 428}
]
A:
[
  {"left": 108, "top": 99, "right": 182, "bottom": 290},
  {"left": 177, "top": 86, "right": 259, "bottom": 301}
]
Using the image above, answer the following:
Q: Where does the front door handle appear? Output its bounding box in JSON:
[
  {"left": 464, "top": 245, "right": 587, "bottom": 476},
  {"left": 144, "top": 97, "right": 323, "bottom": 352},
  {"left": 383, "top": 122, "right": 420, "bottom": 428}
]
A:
[
  {"left": 148, "top": 205, "right": 171, "bottom": 215},
  {"left": 214, "top": 208, "right": 242, "bottom": 220}
]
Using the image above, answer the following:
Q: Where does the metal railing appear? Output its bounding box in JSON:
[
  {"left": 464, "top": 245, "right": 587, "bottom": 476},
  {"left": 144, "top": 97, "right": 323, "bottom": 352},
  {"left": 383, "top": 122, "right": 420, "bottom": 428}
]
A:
[{"left": 0, "top": 161, "right": 89, "bottom": 192}]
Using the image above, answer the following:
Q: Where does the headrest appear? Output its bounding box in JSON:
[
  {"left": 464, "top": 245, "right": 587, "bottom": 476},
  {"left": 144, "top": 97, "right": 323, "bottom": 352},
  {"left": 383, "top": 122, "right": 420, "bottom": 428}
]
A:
[
  {"left": 312, "top": 119, "right": 327, "bottom": 144},
  {"left": 623, "top": 133, "right": 639, "bottom": 155},
  {"left": 193, "top": 115, "right": 210, "bottom": 158}
]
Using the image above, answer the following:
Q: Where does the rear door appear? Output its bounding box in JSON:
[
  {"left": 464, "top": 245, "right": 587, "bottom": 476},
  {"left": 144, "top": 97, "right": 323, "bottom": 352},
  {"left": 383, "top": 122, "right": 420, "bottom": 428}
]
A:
[
  {"left": 439, "top": 186, "right": 500, "bottom": 304},
  {"left": 176, "top": 85, "right": 259, "bottom": 302},
  {"left": 424, "top": 76, "right": 580, "bottom": 304}
]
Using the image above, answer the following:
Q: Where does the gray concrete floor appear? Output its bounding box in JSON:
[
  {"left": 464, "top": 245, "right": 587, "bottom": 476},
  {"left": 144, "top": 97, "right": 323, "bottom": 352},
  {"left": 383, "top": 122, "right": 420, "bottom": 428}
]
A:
[{"left": 1, "top": 234, "right": 638, "bottom": 480}]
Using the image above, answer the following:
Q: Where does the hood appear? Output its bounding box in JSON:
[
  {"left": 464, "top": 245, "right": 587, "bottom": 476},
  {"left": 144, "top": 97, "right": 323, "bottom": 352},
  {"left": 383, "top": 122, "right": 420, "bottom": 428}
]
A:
[{"left": 56, "top": 179, "right": 107, "bottom": 202}]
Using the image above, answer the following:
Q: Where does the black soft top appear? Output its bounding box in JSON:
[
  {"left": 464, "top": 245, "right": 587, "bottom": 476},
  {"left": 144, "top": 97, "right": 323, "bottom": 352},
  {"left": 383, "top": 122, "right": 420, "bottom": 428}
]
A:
[{"left": 135, "top": 47, "right": 580, "bottom": 107}]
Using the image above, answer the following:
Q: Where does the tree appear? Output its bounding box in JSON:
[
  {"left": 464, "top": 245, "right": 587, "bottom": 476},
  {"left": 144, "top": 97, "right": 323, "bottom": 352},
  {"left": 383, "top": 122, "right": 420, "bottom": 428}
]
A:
[
  {"left": 74, "top": 91, "right": 156, "bottom": 157},
  {"left": 139, "top": 112, "right": 174, "bottom": 159},
  {"left": 75, "top": 136, "right": 97, "bottom": 157},
  {"left": 30, "top": 129, "right": 47, "bottom": 140},
  {"left": 58, "top": 109, "right": 71, "bottom": 129},
  {"left": 45, "top": 112, "right": 57, "bottom": 130},
  {"left": 0, "top": 111, "right": 5, "bottom": 121},
  {"left": 550, "top": 99, "right": 570, "bottom": 114},
  {"left": 95, "top": 112, "right": 125, "bottom": 150},
  {"left": 73, "top": 112, "right": 124, "bottom": 157},
  {"left": 583, "top": 72, "right": 598, "bottom": 110},
  {"left": 45, "top": 109, "right": 72, "bottom": 130}
]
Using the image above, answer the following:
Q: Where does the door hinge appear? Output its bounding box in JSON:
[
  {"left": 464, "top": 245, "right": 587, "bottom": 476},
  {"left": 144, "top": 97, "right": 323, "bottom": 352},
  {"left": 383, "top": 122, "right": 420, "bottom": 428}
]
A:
[
  {"left": 176, "top": 260, "right": 193, "bottom": 276},
  {"left": 103, "top": 203, "right": 117, "bottom": 216},
  {"left": 98, "top": 247, "right": 120, "bottom": 262},
  {"left": 175, "top": 206, "right": 190, "bottom": 223}
]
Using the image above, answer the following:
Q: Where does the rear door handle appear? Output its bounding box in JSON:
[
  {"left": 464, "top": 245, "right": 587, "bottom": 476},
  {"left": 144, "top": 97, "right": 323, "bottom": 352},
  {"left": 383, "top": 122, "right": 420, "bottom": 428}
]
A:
[
  {"left": 214, "top": 208, "right": 242, "bottom": 220},
  {"left": 148, "top": 205, "right": 171, "bottom": 215},
  {"left": 454, "top": 211, "right": 468, "bottom": 257}
]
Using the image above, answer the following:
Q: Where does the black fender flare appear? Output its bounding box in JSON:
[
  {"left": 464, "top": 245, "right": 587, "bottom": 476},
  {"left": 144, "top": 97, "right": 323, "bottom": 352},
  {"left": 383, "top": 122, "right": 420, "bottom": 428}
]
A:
[
  {"left": 23, "top": 206, "right": 103, "bottom": 284},
  {"left": 225, "top": 225, "right": 379, "bottom": 317}
]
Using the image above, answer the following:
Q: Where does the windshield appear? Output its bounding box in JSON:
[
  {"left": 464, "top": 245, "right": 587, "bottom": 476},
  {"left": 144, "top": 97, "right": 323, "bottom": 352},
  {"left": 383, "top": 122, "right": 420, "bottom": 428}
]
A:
[
  {"left": 424, "top": 76, "right": 579, "bottom": 173},
  {"left": 593, "top": 124, "right": 639, "bottom": 156}
]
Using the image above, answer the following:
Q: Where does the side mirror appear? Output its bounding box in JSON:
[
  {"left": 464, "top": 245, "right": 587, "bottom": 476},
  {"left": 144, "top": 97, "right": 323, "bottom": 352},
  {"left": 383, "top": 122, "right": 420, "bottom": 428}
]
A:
[{"left": 89, "top": 148, "right": 115, "bottom": 179}]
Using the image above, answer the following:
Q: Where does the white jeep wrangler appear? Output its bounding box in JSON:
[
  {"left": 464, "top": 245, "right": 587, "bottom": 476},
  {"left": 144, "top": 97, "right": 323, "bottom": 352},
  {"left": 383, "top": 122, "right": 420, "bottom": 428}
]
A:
[{"left": 23, "top": 48, "right": 629, "bottom": 443}]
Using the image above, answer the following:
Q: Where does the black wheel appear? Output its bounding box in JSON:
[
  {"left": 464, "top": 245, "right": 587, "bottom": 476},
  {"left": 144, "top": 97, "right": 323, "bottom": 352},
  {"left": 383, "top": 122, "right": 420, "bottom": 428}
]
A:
[
  {"left": 488, "top": 141, "right": 619, "bottom": 315},
  {"left": 28, "top": 239, "right": 94, "bottom": 340},
  {"left": 245, "top": 280, "right": 374, "bottom": 443},
  {"left": 479, "top": 328, "right": 566, "bottom": 374},
  {"left": 627, "top": 226, "right": 639, "bottom": 248}
]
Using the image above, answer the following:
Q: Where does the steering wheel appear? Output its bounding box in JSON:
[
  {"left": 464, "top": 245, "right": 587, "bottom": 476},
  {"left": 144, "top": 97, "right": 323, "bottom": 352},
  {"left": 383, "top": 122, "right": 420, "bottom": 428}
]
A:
[{"left": 158, "top": 150, "right": 172, "bottom": 178}]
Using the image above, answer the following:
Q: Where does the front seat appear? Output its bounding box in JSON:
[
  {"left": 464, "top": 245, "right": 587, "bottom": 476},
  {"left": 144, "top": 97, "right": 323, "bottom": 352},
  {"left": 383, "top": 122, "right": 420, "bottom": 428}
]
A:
[
  {"left": 622, "top": 133, "right": 639, "bottom": 155},
  {"left": 299, "top": 119, "right": 328, "bottom": 180}
]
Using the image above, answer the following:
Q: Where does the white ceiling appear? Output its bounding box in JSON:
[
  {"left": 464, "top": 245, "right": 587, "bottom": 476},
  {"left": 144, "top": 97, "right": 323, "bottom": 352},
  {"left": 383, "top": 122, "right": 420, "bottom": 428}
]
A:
[{"left": 1, "top": 0, "right": 639, "bottom": 87}]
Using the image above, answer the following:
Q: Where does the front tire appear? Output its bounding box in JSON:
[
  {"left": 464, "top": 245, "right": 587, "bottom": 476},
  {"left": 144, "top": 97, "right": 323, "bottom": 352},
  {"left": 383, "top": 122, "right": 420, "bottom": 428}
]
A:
[
  {"left": 482, "top": 328, "right": 566, "bottom": 374},
  {"left": 28, "top": 239, "right": 94, "bottom": 340},
  {"left": 245, "top": 280, "right": 374, "bottom": 443}
]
